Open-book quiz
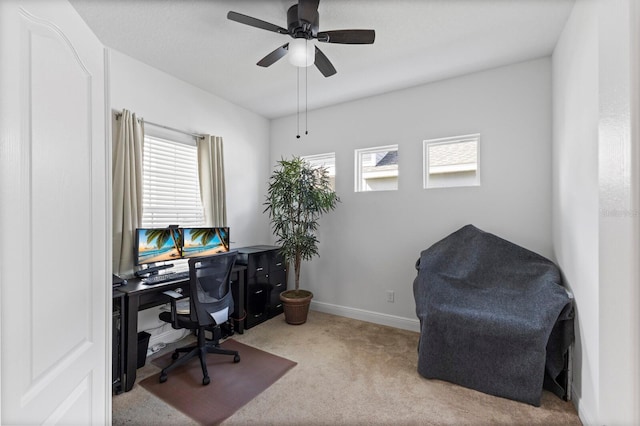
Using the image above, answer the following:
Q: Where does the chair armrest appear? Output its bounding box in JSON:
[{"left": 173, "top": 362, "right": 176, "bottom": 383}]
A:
[
  {"left": 162, "top": 290, "right": 188, "bottom": 329},
  {"left": 162, "top": 290, "right": 183, "bottom": 299}
]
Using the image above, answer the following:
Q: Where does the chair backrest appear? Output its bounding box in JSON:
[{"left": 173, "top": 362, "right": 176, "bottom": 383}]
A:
[{"left": 187, "top": 251, "right": 237, "bottom": 327}]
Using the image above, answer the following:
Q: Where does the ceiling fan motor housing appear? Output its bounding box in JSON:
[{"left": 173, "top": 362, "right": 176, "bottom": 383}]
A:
[
  {"left": 287, "top": 5, "right": 318, "bottom": 39},
  {"left": 227, "top": 0, "right": 373, "bottom": 77}
]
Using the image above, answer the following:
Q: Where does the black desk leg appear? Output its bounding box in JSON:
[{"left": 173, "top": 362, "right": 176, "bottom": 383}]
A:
[
  {"left": 232, "top": 271, "right": 245, "bottom": 334},
  {"left": 124, "top": 294, "right": 140, "bottom": 392}
]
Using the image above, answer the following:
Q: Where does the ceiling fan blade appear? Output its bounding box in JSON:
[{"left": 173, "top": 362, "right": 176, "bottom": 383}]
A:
[
  {"left": 298, "top": 0, "right": 320, "bottom": 24},
  {"left": 257, "top": 43, "right": 289, "bottom": 67},
  {"left": 227, "top": 11, "right": 288, "bottom": 34},
  {"left": 314, "top": 46, "right": 336, "bottom": 77},
  {"left": 317, "top": 29, "right": 376, "bottom": 44}
]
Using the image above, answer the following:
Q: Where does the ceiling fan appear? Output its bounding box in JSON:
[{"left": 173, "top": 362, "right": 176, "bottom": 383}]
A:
[{"left": 227, "top": 0, "right": 375, "bottom": 77}]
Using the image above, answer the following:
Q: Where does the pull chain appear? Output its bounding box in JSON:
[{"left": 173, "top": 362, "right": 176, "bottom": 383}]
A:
[
  {"left": 296, "top": 67, "right": 300, "bottom": 139},
  {"left": 295, "top": 39, "right": 311, "bottom": 139},
  {"left": 305, "top": 47, "right": 309, "bottom": 136}
]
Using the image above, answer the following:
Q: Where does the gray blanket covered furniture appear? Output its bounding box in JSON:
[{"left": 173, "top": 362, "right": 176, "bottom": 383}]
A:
[{"left": 413, "top": 225, "right": 573, "bottom": 406}]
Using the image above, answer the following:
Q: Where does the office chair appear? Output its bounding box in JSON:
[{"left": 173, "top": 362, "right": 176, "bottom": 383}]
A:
[{"left": 158, "top": 251, "right": 240, "bottom": 385}]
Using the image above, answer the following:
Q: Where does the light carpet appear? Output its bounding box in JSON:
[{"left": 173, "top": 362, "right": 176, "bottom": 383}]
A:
[{"left": 113, "top": 310, "right": 581, "bottom": 425}]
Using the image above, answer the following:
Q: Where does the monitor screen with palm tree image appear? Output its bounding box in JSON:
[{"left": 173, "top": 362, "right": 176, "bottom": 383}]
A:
[
  {"left": 135, "top": 228, "right": 183, "bottom": 265},
  {"left": 182, "top": 227, "right": 229, "bottom": 258}
]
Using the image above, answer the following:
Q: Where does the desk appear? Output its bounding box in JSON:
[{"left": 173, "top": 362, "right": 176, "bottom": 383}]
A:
[
  {"left": 117, "top": 265, "right": 246, "bottom": 392},
  {"left": 112, "top": 289, "right": 125, "bottom": 394}
]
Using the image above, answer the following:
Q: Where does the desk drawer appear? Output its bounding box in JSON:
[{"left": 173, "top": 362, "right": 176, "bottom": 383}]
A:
[
  {"left": 270, "top": 269, "right": 286, "bottom": 292},
  {"left": 245, "top": 252, "right": 270, "bottom": 278},
  {"left": 246, "top": 283, "right": 269, "bottom": 328},
  {"left": 137, "top": 285, "right": 188, "bottom": 310},
  {"left": 268, "top": 269, "right": 286, "bottom": 318},
  {"left": 269, "top": 290, "right": 284, "bottom": 316},
  {"left": 271, "top": 252, "right": 285, "bottom": 271},
  {"left": 238, "top": 247, "right": 285, "bottom": 278}
]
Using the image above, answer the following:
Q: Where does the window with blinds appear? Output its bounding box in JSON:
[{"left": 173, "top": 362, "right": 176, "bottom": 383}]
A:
[{"left": 142, "top": 135, "right": 205, "bottom": 227}]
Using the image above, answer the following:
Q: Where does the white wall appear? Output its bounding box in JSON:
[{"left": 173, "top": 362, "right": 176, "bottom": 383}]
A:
[
  {"left": 270, "top": 58, "right": 553, "bottom": 330},
  {"left": 110, "top": 50, "right": 272, "bottom": 249},
  {"left": 597, "top": 1, "right": 640, "bottom": 423},
  {"left": 552, "top": 1, "right": 600, "bottom": 422},
  {"left": 110, "top": 50, "right": 273, "bottom": 342},
  {"left": 552, "top": 0, "right": 640, "bottom": 424}
]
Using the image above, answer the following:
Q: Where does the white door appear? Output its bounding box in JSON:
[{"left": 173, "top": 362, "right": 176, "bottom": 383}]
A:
[{"left": 0, "top": 0, "right": 109, "bottom": 424}]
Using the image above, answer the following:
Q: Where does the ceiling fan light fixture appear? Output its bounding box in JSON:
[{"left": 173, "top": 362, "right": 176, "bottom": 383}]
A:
[{"left": 288, "top": 38, "right": 315, "bottom": 67}]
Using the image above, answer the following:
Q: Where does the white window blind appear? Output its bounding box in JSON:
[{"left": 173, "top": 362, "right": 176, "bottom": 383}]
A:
[{"left": 142, "top": 135, "right": 205, "bottom": 227}]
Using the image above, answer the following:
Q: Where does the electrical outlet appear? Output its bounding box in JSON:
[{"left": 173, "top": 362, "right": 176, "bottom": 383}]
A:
[{"left": 386, "top": 290, "right": 395, "bottom": 303}]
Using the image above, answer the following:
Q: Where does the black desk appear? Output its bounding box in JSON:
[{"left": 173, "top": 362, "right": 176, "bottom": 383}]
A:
[
  {"left": 117, "top": 265, "right": 246, "bottom": 392},
  {"left": 112, "top": 289, "right": 125, "bottom": 394}
]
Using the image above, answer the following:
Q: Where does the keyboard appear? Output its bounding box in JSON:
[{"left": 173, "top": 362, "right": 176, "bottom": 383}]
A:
[{"left": 142, "top": 271, "right": 189, "bottom": 285}]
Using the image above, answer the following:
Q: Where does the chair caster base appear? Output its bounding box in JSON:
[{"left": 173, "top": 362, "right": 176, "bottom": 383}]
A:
[
  {"left": 233, "top": 354, "right": 240, "bottom": 363},
  {"left": 203, "top": 376, "right": 210, "bottom": 385},
  {"left": 159, "top": 372, "right": 167, "bottom": 383}
]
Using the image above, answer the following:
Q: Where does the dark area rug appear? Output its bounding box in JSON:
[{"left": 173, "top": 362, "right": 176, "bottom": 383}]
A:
[{"left": 139, "top": 339, "right": 296, "bottom": 425}]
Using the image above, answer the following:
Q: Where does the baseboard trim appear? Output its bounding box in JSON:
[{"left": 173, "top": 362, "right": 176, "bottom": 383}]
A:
[
  {"left": 310, "top": 300, "right": 420, "bottom": 332},
  {"left": 571, "top": 385, "right": 597, "bottom": 425}
]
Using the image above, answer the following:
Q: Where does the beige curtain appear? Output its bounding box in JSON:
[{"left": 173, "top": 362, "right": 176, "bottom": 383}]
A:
[
  {"left": 197, "top": 135, "right": 227, "bottom": 227},
  {"left": 112, "top": 109, "right": 144, "bottom": 276}
]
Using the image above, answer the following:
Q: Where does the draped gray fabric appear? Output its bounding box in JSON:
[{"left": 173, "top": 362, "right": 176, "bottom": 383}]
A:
[
  {"left": 413, "top": 225, "right": 573, "bottom": 406},
  {"left": 112, "top": 109, "right": 144, "bottom": 277},
  {"left": 197, "top": 135, "right": 226, "bottom": 227}
]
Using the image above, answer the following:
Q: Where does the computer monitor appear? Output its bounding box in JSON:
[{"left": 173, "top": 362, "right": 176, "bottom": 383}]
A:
[
  {"left": 134, "top": 227, "right": 183, "bottom": 265},
  {"left": 182, "top": 227, "right": 229, "bottom": 258}
]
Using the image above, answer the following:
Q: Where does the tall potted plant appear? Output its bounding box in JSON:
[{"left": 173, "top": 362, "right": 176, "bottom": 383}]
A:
[{"left": 264, "top": 157, "right": 339, "bottom": 324}]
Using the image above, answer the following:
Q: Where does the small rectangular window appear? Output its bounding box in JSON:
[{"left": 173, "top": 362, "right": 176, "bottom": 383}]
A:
[
  {"left": 302, "top": 152, "right": 336, "bottom": 190},
  {"left": 355, "top": 145, "right": 398, "bottom": 192},
  {"left": 142, "top": 135, "right": 205, "bottom": 227},
  {"left": 424, "top": 134, "right": 480, "bottom": 188}
]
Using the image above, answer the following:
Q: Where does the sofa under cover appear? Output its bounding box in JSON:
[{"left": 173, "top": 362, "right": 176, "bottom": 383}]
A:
[{"left": 413, "top": 225, "right": 573, "bottom": 406}]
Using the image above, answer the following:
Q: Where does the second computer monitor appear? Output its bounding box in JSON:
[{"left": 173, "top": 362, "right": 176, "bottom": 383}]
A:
[
  {"left": 182, "top": 227, "right": 230, "bottom": 258},
  {"left": 135, "top": 227, "right": 183, "bottom": 265}
]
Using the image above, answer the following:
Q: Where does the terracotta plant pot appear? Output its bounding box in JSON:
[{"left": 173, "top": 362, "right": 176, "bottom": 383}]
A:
[{"left": 279, "top": 289, "right": 313, "bottom": 325}]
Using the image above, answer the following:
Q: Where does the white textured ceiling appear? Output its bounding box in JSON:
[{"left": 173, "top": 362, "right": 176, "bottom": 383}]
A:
[{"left": 69, "top": 0, "right": 574, "bottom": 119}]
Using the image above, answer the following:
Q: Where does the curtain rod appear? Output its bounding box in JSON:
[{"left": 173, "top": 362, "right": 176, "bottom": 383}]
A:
[{"left": 114, "top": 112, "right": 205, "bottom": 140}]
